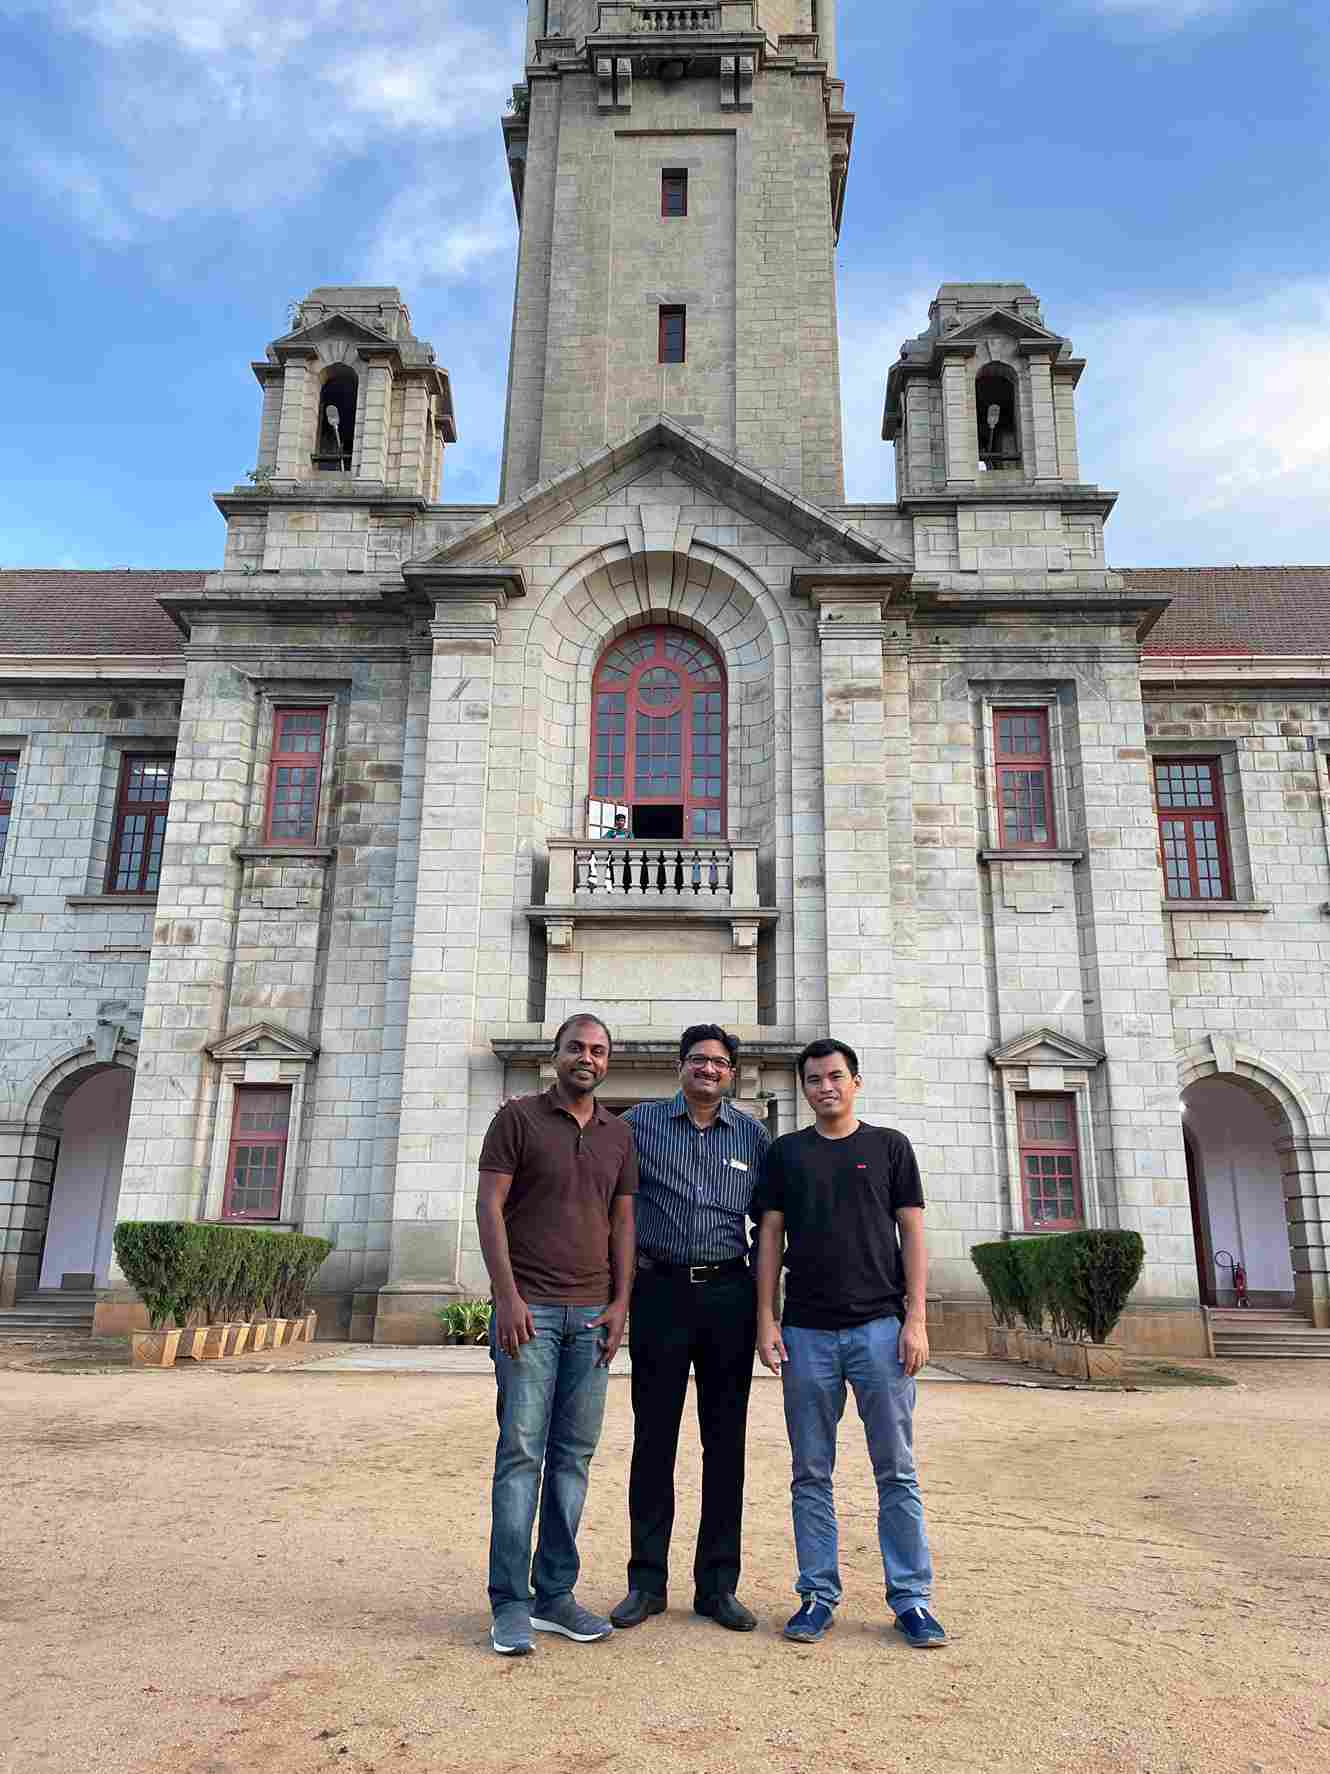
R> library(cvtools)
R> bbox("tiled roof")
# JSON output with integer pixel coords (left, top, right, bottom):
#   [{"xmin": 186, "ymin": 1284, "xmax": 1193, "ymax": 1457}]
[
  {"xmin": 0, "ymin": 570, "xmax": 197, "ymax": 655},
  {"xmin": 3, "ymin": 565, "xmax": 1329, "ymax": 663},
  {"xmin": 1130, "ymin": 567, "xmax": 1330, "ymax": 658}
]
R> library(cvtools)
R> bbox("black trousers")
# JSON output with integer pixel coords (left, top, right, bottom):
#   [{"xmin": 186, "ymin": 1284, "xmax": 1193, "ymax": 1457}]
[{"xmin": 626, "ymin": 1266, "xmax": 757, "ymax": 1603}]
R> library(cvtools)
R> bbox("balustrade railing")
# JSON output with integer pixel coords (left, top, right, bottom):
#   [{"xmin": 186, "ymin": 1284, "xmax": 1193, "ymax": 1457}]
[
  {"xmin": 576, "ymin": 842, "xmax": 732, "ymax": 896},
  {"xmin": 637, "ymin": 7, "xmax": 717, "ymax": 31}
]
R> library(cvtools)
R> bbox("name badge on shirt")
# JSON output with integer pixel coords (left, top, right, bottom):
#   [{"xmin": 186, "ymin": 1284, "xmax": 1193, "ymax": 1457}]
[{"xmin": 729, "ymin": 1159, "xmax": 749, "ymax": 1172}]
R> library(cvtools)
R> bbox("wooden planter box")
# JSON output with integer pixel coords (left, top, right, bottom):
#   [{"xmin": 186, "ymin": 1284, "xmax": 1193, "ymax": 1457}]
[
  {"xmin": 986, "ymin": 1325, "xmax": 1015, "ymax": 1360},
  {"xmin": 1027, "ymin": 1331, "xmax": 1056, "ymax": 1371},
  {"xmin": 1053, "ymin": 1338, "xmax": 1090, "ymax": 1380},
  {"xmin": 224, "ymin": 1322, "xmax": 251, "ymax": 1357},
  {"xmin": 200, "ymin": 1324, "xmax": 229, "ymax": 1359},
  {"xmin": 269, "ymin": 1318, "xmax": 291, "ymax": 1347},
  {"xmin": 249, "ymin": 1321, "xmax": 272, "ymax": 1352},
  {"xmin": 130, "ymin": 1328, "xmax": 182, "ymax": 1368},
  {"xmin": 1085, "ymin": 1344, "xmax": 1123, "ymax": 1383},
  {"xmin": 303, "ymin": 1310, "xmax": 318, "ymax": 1343}
]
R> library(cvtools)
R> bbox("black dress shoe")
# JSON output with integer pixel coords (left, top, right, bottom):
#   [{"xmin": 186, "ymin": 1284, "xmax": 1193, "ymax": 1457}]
[
  {"xmin": 694, "ymin": 1592, "xmax": 757, "ymax": 1632},
  {"xmin": 611, "ymin": 1588, "xmax": 667, "ymax": 1628}
]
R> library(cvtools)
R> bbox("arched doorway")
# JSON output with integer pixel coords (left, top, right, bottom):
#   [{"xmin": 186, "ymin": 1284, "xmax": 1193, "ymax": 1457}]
[
  {"xmin": 1181, "ymin": 1074, "xmax": 1295, "ymax": 1308},
  {"xmin": 38, "ymin": 1067, "xmax": 134, "ymax": 1291}
]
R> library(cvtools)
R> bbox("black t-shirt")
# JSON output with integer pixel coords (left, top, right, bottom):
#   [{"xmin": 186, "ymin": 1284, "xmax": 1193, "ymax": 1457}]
[{"xmin": 755, "ymin": 1122, "xmax": 925, "ymax": 1330}]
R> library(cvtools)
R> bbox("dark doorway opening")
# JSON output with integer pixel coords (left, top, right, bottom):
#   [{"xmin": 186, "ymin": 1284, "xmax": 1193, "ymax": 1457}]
[{"xmin": 633, "ymin": 804, "xmax": 684, "ymax": 839}]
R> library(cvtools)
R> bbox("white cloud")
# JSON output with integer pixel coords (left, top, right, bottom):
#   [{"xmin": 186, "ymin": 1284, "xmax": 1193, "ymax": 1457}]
[
  {"xmin": 361, "ymin": 179, "xmax": 516, "ymax": 287},
  {"xmin": 5, "ymin": 1, "xmax": 522, "ymax": 239},
  {"xmin": 1076, "ymin": 283, "xmax": 1330, "ymax": 563}
]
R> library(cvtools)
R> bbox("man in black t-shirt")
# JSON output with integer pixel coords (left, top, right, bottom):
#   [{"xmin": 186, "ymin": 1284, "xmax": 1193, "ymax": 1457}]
[{"xmin": 754, "ymin": 1038, "xmax": 946, "ymax": 1649}]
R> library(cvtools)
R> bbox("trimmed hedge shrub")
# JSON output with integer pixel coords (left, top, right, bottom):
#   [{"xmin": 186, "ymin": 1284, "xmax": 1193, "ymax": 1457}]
[
  {"xmin": 969, "ymin": 1242, "xmax": 1019, "ymax": 1328},
  {"xmin": 970, "ymin": 1229, "xmax": 1146, "ymax": 1345},
  {"xmin": 113, "ymin": 1223, "xmax": 333, "ymax": 1330}
]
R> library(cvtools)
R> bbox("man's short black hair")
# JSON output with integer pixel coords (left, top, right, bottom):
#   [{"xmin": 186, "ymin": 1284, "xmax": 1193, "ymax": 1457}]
[
  {"xmin": 552, "ymin": 1013, "xmax": 614, "ymax": 1057},
  {"xmin": 678, "ymin": 1023, "xmax": 740, "ymax": 1067},
  {"xmin": 797, "ymin": 1037, "xmax": 860, "ymax": 1082}
]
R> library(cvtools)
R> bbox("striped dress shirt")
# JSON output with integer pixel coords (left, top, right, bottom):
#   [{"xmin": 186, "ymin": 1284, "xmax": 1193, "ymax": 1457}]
[{"xmin": 623, "ymin": 1092, "xmax": 771, "ymax": 1265}]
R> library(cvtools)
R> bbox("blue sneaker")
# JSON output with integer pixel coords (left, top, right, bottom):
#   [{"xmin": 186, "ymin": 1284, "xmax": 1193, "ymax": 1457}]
[
  {"xmin": 783, "ymin": 1599, "xmax": 835, "ymax": 1644},
  {"xmin": 894, "ymin": 1605, "xmax": 946, "ymax": 1648}
]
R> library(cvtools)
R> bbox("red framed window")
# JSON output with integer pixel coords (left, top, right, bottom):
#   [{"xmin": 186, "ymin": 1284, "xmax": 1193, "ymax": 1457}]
[
  {"xmin": 1017, "ymin": 1094, "xmax": 1083, "ymax": 1230},
  {"xmin": 590, "ymin": 628, "xmax": 726, "ymax": 838},
  {"xmin": 0, "ymin": 753, "xmax": 17, "ymax": 865},
  {"xmin": 222, "ymin": 1087, "xmax": 291, "ymax": 1221},
  {"xmin": 108, "ymin": 754, "xmax": 173, "ymax": 894},
  {"xmin": 1155, "ymin": 758, "xmax": 1231, "ymax": 900},
  {"xmin": 661, "ymin": 169, "xmax": 688, "ymax": 217},
  {"xmin": 659, "ymin": 305, "xmax": 686, "ymax": 364},
  {"xmin": 266, "ymin": 708, "xmax": 326, "ymax": 844},
  {"xmin": 994, "ymin": 708, "xmax": 1055, "ymax": 848}
]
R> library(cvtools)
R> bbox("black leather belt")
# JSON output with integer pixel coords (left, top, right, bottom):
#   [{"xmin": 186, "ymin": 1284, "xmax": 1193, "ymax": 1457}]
[{"xmin": 638, "ymin": 1254, "xmax": 748, "ymax": 1284}]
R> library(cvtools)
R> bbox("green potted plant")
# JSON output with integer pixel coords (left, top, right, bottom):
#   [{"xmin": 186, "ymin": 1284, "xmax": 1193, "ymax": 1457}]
[
  {"xmin": 970, "ymin": 1241, "xmax": 1019, "ymax": 1359},
  {"xmin": 112, "ymin": 1223, "xmax": 197, "ymax": 1368},
  {"xmin": 1058, "ymin": 1230, "xmax": 1145, "ymax": 1382}
]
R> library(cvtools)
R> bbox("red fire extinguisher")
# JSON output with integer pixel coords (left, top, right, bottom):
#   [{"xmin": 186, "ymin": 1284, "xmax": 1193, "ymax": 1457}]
[{"xmin": 1215, "ymin": 1250, "xmax": 1251, "ymax": 1308}]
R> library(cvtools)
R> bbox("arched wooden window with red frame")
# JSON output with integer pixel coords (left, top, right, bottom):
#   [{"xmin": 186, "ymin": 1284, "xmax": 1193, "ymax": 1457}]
[{"xmin": 590, "ymin": 628, "xmax": 726, "ymax": 839}]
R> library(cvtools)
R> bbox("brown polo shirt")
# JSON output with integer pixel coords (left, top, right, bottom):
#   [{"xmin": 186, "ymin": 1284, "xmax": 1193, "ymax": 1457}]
[{"xmin": 479, "ymin": 1088, "xmax": 638, "ymax": 1306}]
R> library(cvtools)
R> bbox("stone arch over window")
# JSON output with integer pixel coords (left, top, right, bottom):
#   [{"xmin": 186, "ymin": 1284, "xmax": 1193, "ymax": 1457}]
[
  {"xmin": 316, "ymin": 365, "xmax": 358, "ymax": 470},
  {"xmin": 975, "ymin": 361, "xmax": 1022, "ymax": 472},
  {"xmin": 590, "ymin": 625, "xmax": 727, "ymax": 839}
]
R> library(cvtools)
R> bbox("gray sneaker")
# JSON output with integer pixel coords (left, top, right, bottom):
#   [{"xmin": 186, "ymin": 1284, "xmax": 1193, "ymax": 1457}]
[
  {"xmin": 530, "ymin": 1594, "xmax": 613, "ymax": 1642},
  {"xmin": 490, "ymin": 1601, "xmax": 534, "ymax": 1656}
]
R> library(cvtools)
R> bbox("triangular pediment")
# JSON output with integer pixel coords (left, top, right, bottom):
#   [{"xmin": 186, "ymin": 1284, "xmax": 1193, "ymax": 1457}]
[
  {"xmin": 988, "ymin": 1026, "xmax": 1105, "ymax": 1070},
  {"xmin": 944, "ymin": 308, "xmax": 1066, "ymax": 347},
  {"xmin": 205, "ymin": 1022, "xmax": 319, "ymax": 1063},
  {"xmin": 270, "ymin": 310, "xmax": 395, "ymax": 352},
  {"xmin": 409, "ymin": 417, "xmax": 913, "ymax": 572}
]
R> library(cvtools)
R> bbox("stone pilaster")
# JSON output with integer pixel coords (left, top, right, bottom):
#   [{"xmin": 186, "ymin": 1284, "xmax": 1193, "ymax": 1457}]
[
  {"xmin": 376, "ymin": 588, "xmax": 506, "ymax": 1340},
  {"xmin": 814, "ymin": 585, "xmax": 897, "ymax": 1119},
  {"xmin": 1023, "ymin": 345, "xmax": 1060, "ymax": 482},
  {"xmin": 1280, "ymin": 1135, "xmax": 1330, "ymax": 1328},
  {"xmin": 274, "ymin": 355, "xmax": 315, "ymax": 479},
  {"xmin": 940, "ymin": 350, "xmax": 978, "ymax": 486},
  {"xmin": 0, "ymin": 1124, "xmax": 58, "ymax": 1306},
  {"xmin": 357, "ymin": 355, "xmax": 394, "ymax": 484}
]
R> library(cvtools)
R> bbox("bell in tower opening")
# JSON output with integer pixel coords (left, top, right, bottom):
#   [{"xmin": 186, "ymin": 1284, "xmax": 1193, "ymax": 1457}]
[
  {"xmin": 975, "ymin": 365, "xmax": 1020, "ymax": 472},
  {"xmin": 316, "ymin": 366, "xmax": 357, "ymax": 471}
]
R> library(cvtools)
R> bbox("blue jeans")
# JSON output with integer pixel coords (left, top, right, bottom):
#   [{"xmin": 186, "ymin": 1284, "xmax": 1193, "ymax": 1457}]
[
  {"xmin": 488, "ymin": 1304, "xmax": 609, "ymax": 1616},
  {"xmin": 781, "ymin": 1315, "xmax": 933, "ymax": 1617}
]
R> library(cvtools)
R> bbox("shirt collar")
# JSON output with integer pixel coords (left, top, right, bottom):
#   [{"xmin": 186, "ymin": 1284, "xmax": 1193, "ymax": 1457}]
[
  {"xmin": 543, "ymin": 1084, "xmax": 609, "ymax": 1125},
  {"xmin": 670, "ymin": 1089, "xmax": 737, "ymax": 1127}
]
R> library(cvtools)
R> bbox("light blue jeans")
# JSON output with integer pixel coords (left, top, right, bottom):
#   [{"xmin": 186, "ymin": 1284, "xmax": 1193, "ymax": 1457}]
[
  {"xmin": 781, "ymin": 1315, "xmax": 933, "ymax": 1617},
  {"xmin": 488, "ymin": 1304, "xmax": 609, "ymax": 1616}
]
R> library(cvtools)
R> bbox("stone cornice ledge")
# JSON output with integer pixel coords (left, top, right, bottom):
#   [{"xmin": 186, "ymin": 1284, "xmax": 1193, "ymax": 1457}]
[
  {"xmin": 233, "ymin": 845, "xmax": 335, "ymax": 864},
  {"xmin": 979, "ymin": 849, "xmax": 1084, "ymax": 865},
  {"xmin": 1163, "ymin": 899, "xmax": 1272, "ymax": 914},
  {"xmin": 65, "ymin": 893, "xmax": 157, "ymax": 909},
  {"xmin": 525, "ymin": 904, "xmax": 779, "ymax": 926}
]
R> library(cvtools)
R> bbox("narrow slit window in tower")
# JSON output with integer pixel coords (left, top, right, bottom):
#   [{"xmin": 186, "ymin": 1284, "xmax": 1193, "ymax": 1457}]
[
  {"xmin": 659, "ymin": 306, "xmax": 686, "ymax": 364},
  {"xmin": 661, "ymin": 170, "xmax": 688, "ymax": 218}
]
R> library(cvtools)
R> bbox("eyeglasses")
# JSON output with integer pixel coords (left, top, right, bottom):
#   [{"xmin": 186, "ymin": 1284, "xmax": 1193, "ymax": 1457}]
[{"xmin": 684, "ymin": 1056, "xmax": 732, "ymax": 1073}]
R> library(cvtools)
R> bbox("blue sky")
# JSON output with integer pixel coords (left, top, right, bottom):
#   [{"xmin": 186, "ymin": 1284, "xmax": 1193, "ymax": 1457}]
[{"xmin": 0, "ymin": 0, "xmax": 1325, "ymax": 569}]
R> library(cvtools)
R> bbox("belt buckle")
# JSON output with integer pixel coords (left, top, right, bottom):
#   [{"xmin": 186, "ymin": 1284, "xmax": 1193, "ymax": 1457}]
[{"xmin": 689, "ymin": 1264, "xmax": 710, "ymax": 1284}]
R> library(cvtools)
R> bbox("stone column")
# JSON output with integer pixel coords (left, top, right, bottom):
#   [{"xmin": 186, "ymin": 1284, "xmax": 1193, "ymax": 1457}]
[
  {"xmin": 814, "ymin": 583, "xmax": 897, "ymax": 1119},
  {"xmin": 274, "ymin": 354, "xmax": 316, "ymax": 479},
  {"xmin": 1022, "ymin": 346, "xmax": 1060, "ymax": 482},
  {"xmin": 375, "ymin": 587, "xmax": 507, "ymax": 1343},
  {"xmin": 940, "ymin": 349, "xmax": 978, "ymax": 486},
  {"xmin": 0, "ymin": 1124, "xmax": 58, "ymax": 1307}
]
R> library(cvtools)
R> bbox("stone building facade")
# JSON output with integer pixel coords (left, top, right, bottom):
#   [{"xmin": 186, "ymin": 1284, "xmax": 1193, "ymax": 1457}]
[{"xmin": 1, "ymin": 0, "xmax": 1327, "ymax": 1348}]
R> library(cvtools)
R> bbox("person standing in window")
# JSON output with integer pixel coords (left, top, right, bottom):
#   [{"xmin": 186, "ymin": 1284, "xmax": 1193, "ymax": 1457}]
[
  {"xmin": 604, "ymin": 812, "xmax": 629, "ymax": 839},
  {"xmin": 477, "ymin": 1013, "xmax": 638, "ymax": 1657},
  {"xmin": 610, "ymin": 1025, "xmax": 770, "ymax": 1634},
  {"xmin": 754, "ymin": 1038, "xmax": 945, "ymax": 1649}
]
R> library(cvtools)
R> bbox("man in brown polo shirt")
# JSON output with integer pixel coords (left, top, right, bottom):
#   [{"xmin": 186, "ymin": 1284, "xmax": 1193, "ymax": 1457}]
[{"xmin": 477, "ymin": 1012, "xmax": 637, "ymax": 1657}]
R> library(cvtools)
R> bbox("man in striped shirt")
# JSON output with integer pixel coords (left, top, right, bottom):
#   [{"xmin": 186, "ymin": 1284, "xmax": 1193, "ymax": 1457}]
[{"xmin": 610, "ymin": 1024, "xmax": 770, "ymax": 1634}]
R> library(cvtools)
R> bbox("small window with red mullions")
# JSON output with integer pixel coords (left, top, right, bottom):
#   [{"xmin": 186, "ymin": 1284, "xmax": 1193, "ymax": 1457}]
[
  {"xmin": 222, "ymin": 1087, "xmax": 291, "ymax": 1221},
  {"xmin": 0, "ymin": 753, "xmax": 17, "ymax": 866},
  {"xmin": 266, "ymin": 708, "xmax": 326, "ymax": 844},
  {"xmin": 108, "ymin": 754, "xmax": 173, "ymax": 894},
  {"xmin": 661, "ymin": 169, "xmax": 688, "ymax": 217},
  {"xmin": 994, "ymin": 708, "xmax": 1055, "ymax": 848},
  {"xmin": 659, "ymin": 306, "xmax": 686, "ymax": 365},
  {"xmin": 1017, "ymin": 1094, "xmax": 1083, "ymax": 1230},
  {"xmin": 1154, "ymin": 758, "xmax": 1231, "ymax": 900}
]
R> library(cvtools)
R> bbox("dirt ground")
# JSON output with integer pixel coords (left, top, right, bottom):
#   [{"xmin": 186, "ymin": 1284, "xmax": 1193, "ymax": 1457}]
[{"xmin": 3, "ymin": 1360, "xmax": 1328, "ymax": 1774}]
